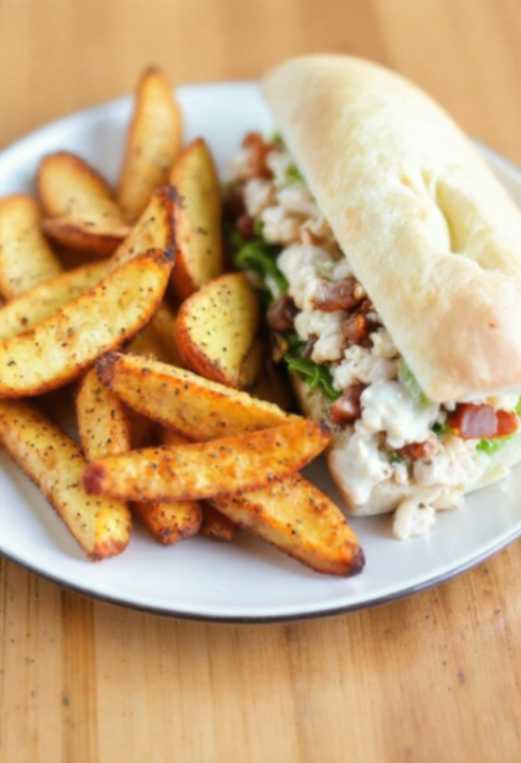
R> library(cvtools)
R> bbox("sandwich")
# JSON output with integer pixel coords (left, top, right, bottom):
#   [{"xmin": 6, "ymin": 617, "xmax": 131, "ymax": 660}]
[{"xmin": 226, "ymin": 54, "xmax": 521, "ymax": 539}]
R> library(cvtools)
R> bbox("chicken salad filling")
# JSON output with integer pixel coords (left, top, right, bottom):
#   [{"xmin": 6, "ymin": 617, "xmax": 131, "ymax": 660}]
[{"xmin": 227, "ymin": 132, "xmax": 521, "ymax": 539}]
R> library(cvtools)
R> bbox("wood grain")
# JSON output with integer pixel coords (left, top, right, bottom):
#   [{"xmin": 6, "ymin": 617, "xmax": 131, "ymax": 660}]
[{"xmin": 1, "ymin": 1, "xmax": 521, "ymax": 761}]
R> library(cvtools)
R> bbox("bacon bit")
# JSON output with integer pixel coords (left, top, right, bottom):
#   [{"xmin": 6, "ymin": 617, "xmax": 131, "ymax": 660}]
[
  {"xmin": 398, "ymin": 441, "xmax": 435, "ymax": 461},
  {"xmin": 312, "ymin": 277, "xmax": 364, "ymax": 312},
  {"xmin": 267, "ymin": 295, "xmax": 298, "ymax": 333},
  {"xmin": 236, "ymin": 213, "xmax": 255, "ymax": 240},
  {"xmin": 358, "ymin": 298, "xmax": 374, "ymax": 314},
  {"xmin": 449, "ymin": 403, "xmax": 500, "ymax": 439},
  {"xmin": 342, "ymin": 313, "xmax": 369, "ymax": 346},
  {"xmin": 329, "ymin": 384, "xmax": 365, "ymax": 425},
  {"xmin": 242, "ymin": 132, "xmax": 273, "ymax": 179},
  {"xmin": 497, "ymin": 409, "xmax": 518, "ymax": 436}
]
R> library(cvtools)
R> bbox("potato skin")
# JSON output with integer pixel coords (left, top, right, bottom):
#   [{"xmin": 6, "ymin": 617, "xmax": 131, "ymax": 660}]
[
  {"xmin": 83, "ymin": 419, "xmax": 330, "ymax": 502},
  {"xmin": 95, "ymin": 351, "xmax": 289, "ymax": 441},
  {"xmin": 0, "ymin": 400, "xmax": 131, "ymax": 560},
  {"xmin": 175, "ymin": 273, "xmax": 260, "ymax": 388},
  {"xmin": 0, "ymin": 194, "xmax": 62, "ymax": 299},
  {"xmin": 0, "ymin": 249, "xmax": 173, "ymax": 398}
]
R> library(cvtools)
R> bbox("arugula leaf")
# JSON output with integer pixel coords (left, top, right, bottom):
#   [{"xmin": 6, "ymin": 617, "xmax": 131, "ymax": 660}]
[
  {"xmin": 398, "ymin": 359, "xmax": 431, "ymax": 407},
  {"xmin": 432, "ymin": 421, "xmax": 451, "ymax": 436},
  {"xmin": 270, "ymin": 131, "xmax": 284, "ymax": 147},
  {"xmin": 476, "ymin": 436, "xmax": 515, "ymax": 455},
  {"xmin": 285, "ymin": 163, "xmax": 304, "ymax": 185},
  {"xmin": 234, "ymin": 239, "xmax": 287, "ymax": 298},
  {"xmin": 516, "ymin": 397, "xmax": 521, "ymax": 416},
  {"xmin": 284, "ymin": 350, "xmax": 341, "ymax": 402}
]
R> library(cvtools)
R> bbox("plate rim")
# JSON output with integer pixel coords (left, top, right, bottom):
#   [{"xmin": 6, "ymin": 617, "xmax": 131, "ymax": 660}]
[{"xmin": 0, "ymin": 83, "xmax": 520, "ymax": 623}]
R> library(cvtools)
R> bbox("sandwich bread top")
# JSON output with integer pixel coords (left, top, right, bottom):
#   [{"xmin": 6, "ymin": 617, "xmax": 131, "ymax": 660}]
[{"xmin": 263, "ymin": 55, "xmax": 521, "ymax": 402}]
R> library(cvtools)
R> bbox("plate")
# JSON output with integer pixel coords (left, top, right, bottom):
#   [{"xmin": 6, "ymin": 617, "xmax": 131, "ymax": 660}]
[{"xmin": 1, "ymin": 82, "xmax": 521, "ymax": 622}]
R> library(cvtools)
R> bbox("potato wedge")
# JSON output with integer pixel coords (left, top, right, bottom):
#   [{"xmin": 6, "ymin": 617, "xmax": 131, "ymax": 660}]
[
  {"xmin": 212, "ymin": 474, "xmax": 364, "ymax": 576},
  {"xmin": 38, "ymin": 152, "xmax": 129, "ymax": 255},
  {"xmin": 149, "ymin": 303, "xmax": 183, "ymax": 365},
  {"xmin": 118, "ymin": 67, "xmax": 182, "ymax": 223},
  {"xmin": 0, "ymin": 194, "xmax": 62, "ymax": 299},
  {"xmin": 96, "ymin": 352, "xmax": 289, "ymax": 440},
  {"xmin": 76, "ymin": 368, "xmax": 131, "ymax": 460},
  {"xmin": 0, "ymin": 400, "xmax": 131, "ymax": 559},
  {"xmin": 111, "ymin": 185, "xmax": 175, "ymax": 267},
  {"xmin": 0, "ymin": 249, "xmax": 172, "ymax": 398},
  {"xmin": 175, "ymin": 273, "xmax": 260, "ymax": 387},
  {"xmin": 83, "ymin": 419, "xmax": 330, "ymax": 502},
  {"xmin": 170, "ymin": 138, "xmax": 223, "ymax": 298},
  {"xmin": 0, "ymin": 261, "xmax": 108, "ymax": 341},
  {"xmin": 132, "ymin": 430, "xmax": 202, "ymax": 544},
  {"xmin": 200, "ymin": 505, "xmax": 237, "ymax": 542}
]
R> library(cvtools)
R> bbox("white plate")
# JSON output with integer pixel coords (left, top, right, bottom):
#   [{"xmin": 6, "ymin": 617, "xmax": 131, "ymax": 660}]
[{"xmin": 1, "ymin": 82, "xmax": 521, "ymax": 622}]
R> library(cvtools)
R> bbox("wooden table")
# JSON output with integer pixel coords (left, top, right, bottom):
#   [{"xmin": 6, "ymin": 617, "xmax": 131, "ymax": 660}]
[{"xmin": 1, "ymin": 1, "xmax": 521, "ymax": 760}]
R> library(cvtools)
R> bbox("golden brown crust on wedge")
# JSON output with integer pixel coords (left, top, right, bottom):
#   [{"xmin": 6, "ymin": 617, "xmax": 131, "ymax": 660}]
[
  {"xmin": 200, "ymin": 505, "xmax": 237, "ymax": 541},
  {"xmin": 0, "ymin": 400, "xmax": 131, "ymax": 560},
  {"xmin": 264, "ymin": 55, "xmax": 521, "ymax": 401},
  {"xmin": 0, "ymin": 261, "xmax": 108, "ymax": 341},
  {"xmin": 83, "ymin": 419, "xmax": 330, "ymax": 502},
  {"xmin": 170, "ymin": 138, "xmax": 223, "ymax": 298},
  {"xmin": 76, "ymin": 368, "xmax": 132, "ymax": 461},
  {"xmin": 0, "ymin": 194, "xmax": 62, "ymax": 299},
  {"xmin": 0, "ymin": 249, "xmax": 173, "ymax": 398},
  {"xmin": 118, "ymin": 66, "xmax": 183, "ymax": 223},
  {"xmin": 212, "ymin": 473, "xmax": 363, "ymax": 576},
  {"xmin": 111, "ymin": 185, "xmax": 176, "ymax": 267},
  {"xmin": 96, "ymin": 352, "xmax": 289, "ymax": 440},
  {"xmin": 38, "ymin": 151, "xmax": 129, "ymax": 255},
  {"xmin": 175, "ymin": 273, "xmax": 260, "ymax": 387}
]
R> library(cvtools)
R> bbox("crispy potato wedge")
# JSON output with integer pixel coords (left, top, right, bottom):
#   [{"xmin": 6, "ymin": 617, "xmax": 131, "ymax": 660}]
[
  {"xmin": 0, "ymin": 194, "xmax": 62, "ymax": 299},
  {"xmin": 83, "ymin": 419, "xmax": 330, "ymax": 502},
  {"xmin": 0, "ymin": 400, "xmax": 131, "ymax": 559},
  {"xmin": 126, "ymin": 323, "xmax": 170, "ymax": 362},
  {"xmin": 111, "ymin": 185, "xmax": 175, "ymax": 267},
  {"xmin": 149, "ymin": 303, "xmax": 183, "ymax": 365},
  {"xmin": 76, "ymin": 368, "xmax": 131, "ymax": 460},
  {"xmin": 96, "ymin": 352, "xmax": 289, "ymax": 440},
  {"xmin": 200, "ymin": 505, "xmax": 237, "ymax": 542},
  {"xmin": 132, "ymin": 429, "xmax": 202, "ymax": 544},
  {"xmin": 175, "ymin": 273, "xmax": 260, "ymax": 387},
  {"xmin": 38, "ymin": 152, "xmax": 129, "ymax": 255},
  {"xmin": 118, "ymin": 67, "xmax": 182, "ymax": 223},
  {"xmin": 170, "ymin": 138, "xmax": 223, "ymax": 298},
  {"xmin": 0, "ymin": 261, "xmax": 108, "ymax": 341},
  {"xmin": 212, "ymin": 474, "xmax": 364, "ymax": 576},
  {"xmin": 0, "ymin": 249, "xmax": 172, "ymax": 398}
]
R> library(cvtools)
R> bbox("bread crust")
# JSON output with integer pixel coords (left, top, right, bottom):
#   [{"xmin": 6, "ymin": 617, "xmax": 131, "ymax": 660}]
[{"xmin": 263, "ymin": 55, "xmax": 521, "ymax": 402}]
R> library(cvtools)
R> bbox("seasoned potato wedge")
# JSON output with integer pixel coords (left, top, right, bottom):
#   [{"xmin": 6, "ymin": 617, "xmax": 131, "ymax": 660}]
[
  {"xmin": 200, "ymin": 505, "xmax": 237, "ymax": 542},
  {"xmin": 0, "ymin": 194, "xmax": 62, "ymax": 299},
  {"xmin": 96, "ymin": 352, "xmax": 289, "ymax": 439},
  {"xmin": 0, "ymin": 249, "xmax": 172, "ymax": 398},
  {"xmin": 0, "ymin": 400, "xmax": 131, "ymax": 559},
  {"xmin": 111, "ymin": 185, "xmax": 175, "ymax": 267},
  {"xmin": 76, "ymin": 368, "xmax": 131, "ymax": 460},
  {"xmin": 213, "ymin": 474, "xmax": 364, "ymax": 576},
  {"xmin": 170, "ymin": 138, "xmax": 223, "ymax": 298},
  {"xmin": 176, "ymin": 273, "xmax": 260, "ymax": 387},
  {"xmin": 38, "ymin": 152, "xmax": 129, "ymax": 255},
  {"xmin": 149, "ymin": 303, "xmax": 183, "ymax": 365},
  {"xmin": 132, "ymin": 430, "xmax": 202, "ymax": 544},
  {"xmin": 126, "ymin": 322, "xmax": 170, "ymax": 363},
  {"xmin": 118, "ymin": 67, "xmax": 182, "ymax": 223},
  {"xmin": 0, "ymin": 261, "xmax": 108, "ymax": 341},
  {"xmin": 83, "ymin": 419, "xmax": 330, "ymax": 502}
]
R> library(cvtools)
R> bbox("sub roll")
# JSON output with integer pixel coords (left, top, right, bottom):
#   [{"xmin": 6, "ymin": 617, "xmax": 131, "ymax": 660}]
[{"xmin": 227, "ymin": 55, "xmax": 521, "ymax": 538}]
